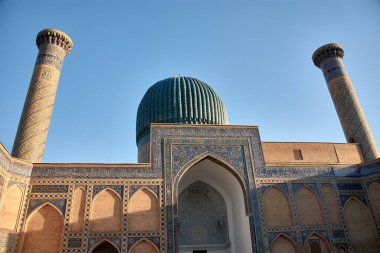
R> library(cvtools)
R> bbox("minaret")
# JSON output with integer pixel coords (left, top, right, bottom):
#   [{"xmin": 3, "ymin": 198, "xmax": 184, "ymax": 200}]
[
  {"xmin": 312, "ymin": 43, "xmax": 379, "ymax": 161},
  {"xmin": 12, "ymin": 29, "xmax": 73, "ymax": 163}
]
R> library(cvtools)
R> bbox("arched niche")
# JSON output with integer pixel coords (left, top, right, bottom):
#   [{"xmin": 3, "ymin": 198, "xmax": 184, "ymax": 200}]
[
  {"xmin": 178, "ymin": 180, "xmax": 229, "ymax": 248},
  {"xmin": 368, "ymin": 182, "xmax": 380, "ymax": 217},
  {"xmin": 69, "ymin": 187, "xmax": 86, "ymax": 232},
  {"xmin": 0, "ymin": 184, "xmax": 23, "ymax": 230},
  {"xmin": 90, "ymin": 240, "xmax": 119, "ymax": 253},
  {"xmin": 91, "ymin": 188, "xmax": 122, "ymax": 232},
  {"xmin": 263, "ymin": 186, "xmax": 292, "ymax": 227},
  {"xmin": 344, "ymin": 198, "xmax": 380, "ymax": 252},
  {"xmin": 129, "ymin": 239, "xmax": 159, "ymax": 253},
  {"xmin": 128, "ymin": 188, "xmax": 159, "ymax": 232},
  {"xmin": 270, "ymin": 234, "xmax": 298, "ymax": 253},
  {"xmin": 175, "ymin": 156, "xmax": 253, "ymax": 253},
  {"xmin": 303, "ymin": 233, "xmax": 332, "ymax": 253},
  {"xmin": 22, "ymin": 203, "xmax": 64, "ymax": 253},
  {"xmin": 295, "ymin": 187, "xmax": 323, "ymax": 225}
]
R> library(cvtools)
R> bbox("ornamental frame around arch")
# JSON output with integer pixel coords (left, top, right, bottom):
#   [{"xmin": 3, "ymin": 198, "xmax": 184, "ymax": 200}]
[
  {"xmin": 270, "ymin": 233, "xmax": 299, "ymax": 253},
  {"xmin": 25, "ymin": 202, "xmax": 63, "ymax": 224},
  {"xmin": 89, "ymin": 239, "xmax": 120, "ymax": 253},
  {"xmin": 128, "ymin": 238, "xmax": 160, "ymax": 253},
  {"xmin": 342, "ymin": 196, "xmax": 367, "ymax": 210},
  {"xmin": 173, "ymin": 152, "xmax": 250, "ymax": 215},
  {"xmin": 92, "ymin": 187, "xmax": 122, "ymax": 200},
  {"xmin": 263, "ymin": 186, "xmax": 294, "ymax": 226},
  {"xmin": 129, "ymin": 187, "xmax": 159, "ymax": 201}
]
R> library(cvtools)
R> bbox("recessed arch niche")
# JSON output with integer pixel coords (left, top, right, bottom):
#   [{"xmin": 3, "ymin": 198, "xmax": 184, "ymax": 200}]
[
  {"xmin": 0, "ymin": 184, "xmax": 23, "ymax": 230},
  {"xmin": 175, "ymin": 156, "xmax": 253, "ymax": 253},
  {"xmin": 90, "ymin": 240, "xmax": 119, "ymax": 253},
  {"xmin": 22, "ymin": 203, "xmax": 64, "ymax": 253}
]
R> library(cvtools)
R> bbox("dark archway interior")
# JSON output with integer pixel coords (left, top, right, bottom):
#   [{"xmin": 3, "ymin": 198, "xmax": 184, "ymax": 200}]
[
  {"xmin": 310, "ymin": 240, "xmax": 322, "ymax": 253},
  {"xmin": 92, "ymin": 241, "xmax": 119, "ymax": 253}
]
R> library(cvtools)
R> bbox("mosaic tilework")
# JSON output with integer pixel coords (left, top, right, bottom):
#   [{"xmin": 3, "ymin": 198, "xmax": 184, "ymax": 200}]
[
  {"xmin": 127, "ymin": 237, "xmax": 160, "ymax": 250},
  {"xmin": 323, "ymin": 63, "xmax": 378, "ymax": 161},
  {"xmin": 129, "ymin": 185, "xmax": 159, "ymax": 198},
  {"xmin": 92, "ymin": 185, "xmax": 123, "ymax": 198},
  {"xmin": 150, "ymin": 125, "xmax": 263, "ymax": 253},
  {"xmin": 27, "ymin": 199, "xmax": 67, "ymax": 216},
  {"xmin": 320, "ymin": 57, "xmax": 348, "ymax": 83},
  {"xmin": 35, "ymin": 46, "xmax": 65, "ymax": 70},
  {"xmin": 301, "ymin": 230, "xmax": 330, "ymax": 244},
  {"xmin": 8, "ymin": 161, "xmax": 33, "ymax": 177},
  {"xmin": 88, "ymin": 237, "xmax": 121, "ymax": 251},
  {"xmin": 31, "ymin": 184, "xmax": 69, "ymax": 193},
  {"xmin": 339, "ymin": 195, "xmax": 367, "ymax": 207},
  {"xmin": 333, "ymin": 229, "xmax": 346, "ymax": 239},
  {"xmin": 31, "ymin": 165, "xmax": 159, "ymax": 179},
  {"xmin": 67, "ymin": 238, "xmax": 82, "ymax": 248},
  {"xmin": 268, "ymin": 231, "xmax": 297, "ymax": 245}
]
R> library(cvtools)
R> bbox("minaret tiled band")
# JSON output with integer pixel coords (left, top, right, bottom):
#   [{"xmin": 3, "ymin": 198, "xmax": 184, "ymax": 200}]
[
  {"xmin": 11, "ymin": 29, "xmax": 72, "ymax": 163},
  {"xmin": 313, "ymin": 43, "xmax": 379, "ymax": 161}
]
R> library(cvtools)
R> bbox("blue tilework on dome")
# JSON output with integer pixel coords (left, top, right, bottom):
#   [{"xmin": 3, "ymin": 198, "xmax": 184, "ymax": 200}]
[{"xmin": 136, "ymin": 77, "xmax": 228, "ymax": 145}]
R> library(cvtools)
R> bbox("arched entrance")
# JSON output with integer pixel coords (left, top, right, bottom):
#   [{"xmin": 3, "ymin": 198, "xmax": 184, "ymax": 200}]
[
  {"xmin": 176, "ymin": 157, "xmax": 253, "ymax": 253},
  {"xmin": 91, "ymin": 241, "xmax": 119, "ymax": 253}
]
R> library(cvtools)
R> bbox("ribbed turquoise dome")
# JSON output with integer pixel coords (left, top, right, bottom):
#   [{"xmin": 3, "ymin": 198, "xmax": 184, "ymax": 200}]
[{"xmin": 136, "ymin": 77, "xmax": 228, "ymax": 144}]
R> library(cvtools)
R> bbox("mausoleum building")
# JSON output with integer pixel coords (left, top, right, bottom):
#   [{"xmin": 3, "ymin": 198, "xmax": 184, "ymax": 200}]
[{"xmin": 0, "ymin": 29, "xmax": 380, "ymax": 253}]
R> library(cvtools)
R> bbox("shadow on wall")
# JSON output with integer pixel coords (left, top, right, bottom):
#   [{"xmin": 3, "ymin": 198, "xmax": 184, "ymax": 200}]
[{"xmin": 260, "ymin": 161, "xmax": 380, "ymax": 253}]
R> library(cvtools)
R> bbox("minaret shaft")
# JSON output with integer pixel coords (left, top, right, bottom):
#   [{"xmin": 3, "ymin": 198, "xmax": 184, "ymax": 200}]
[
  {"xmin": 12, "ymin": 29, "xmax": 72, "ymax": 163},
  {"xmin": 313, "ymin": 43, "xmax": 379, "ymax": 161}
]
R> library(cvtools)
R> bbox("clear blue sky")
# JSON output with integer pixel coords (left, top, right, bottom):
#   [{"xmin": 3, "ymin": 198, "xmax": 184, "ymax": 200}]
[{"xmin": 1, "ymin": 0, "xmax": 379, "ymax": 163}]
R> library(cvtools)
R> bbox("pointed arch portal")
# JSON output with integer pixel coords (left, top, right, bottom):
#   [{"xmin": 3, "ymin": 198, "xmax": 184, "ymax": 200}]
[{"xmin": 176, "ymin": 157, "xmax": 253, "ymax": 253}]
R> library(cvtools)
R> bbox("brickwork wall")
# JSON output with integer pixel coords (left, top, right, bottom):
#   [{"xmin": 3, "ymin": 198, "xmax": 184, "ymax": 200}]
[
  {"xmin": 22, "ymin": 204, "xmax": 64, "ymax": 253},
  {"xmin": 128, "ymin": 189, "xmax": 159, "ymax": 232},
  {"xmin": 295, "ymin": 187, "xmax": 324, "ymax": 226},
  {"xmin": 129, "ymin": 240, "xmax": 159, "ymax": 253},
  {"xmin": 262, "ymin": 142, "xmax": 363, "ymax": 165},
  {"xmin": 68, "ymin": 187, "xmax": 86, "ymax": 232},
  {"xmin": 91, "ymin": 189, "xmax": 122, "ymax": 233},
  {"xmin": 321, "ymin": 186, "xmax": 341, "ymax": 225},
  {"xmin": 344, "ymin": 199, "xmax": 380, "ymax": 252},
  {"xmin": 0, "ymin": 185, "xmax": 23, "ymax": 230},
  {"xmin": 263, "ymin": 187, "xmax": 292, "ymax": 227}
]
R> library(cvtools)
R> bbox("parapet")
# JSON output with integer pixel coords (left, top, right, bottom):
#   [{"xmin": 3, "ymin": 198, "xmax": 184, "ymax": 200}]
[{"xmin": 262, "ymin": 142, "xmax": 364, "ymax": 166}]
